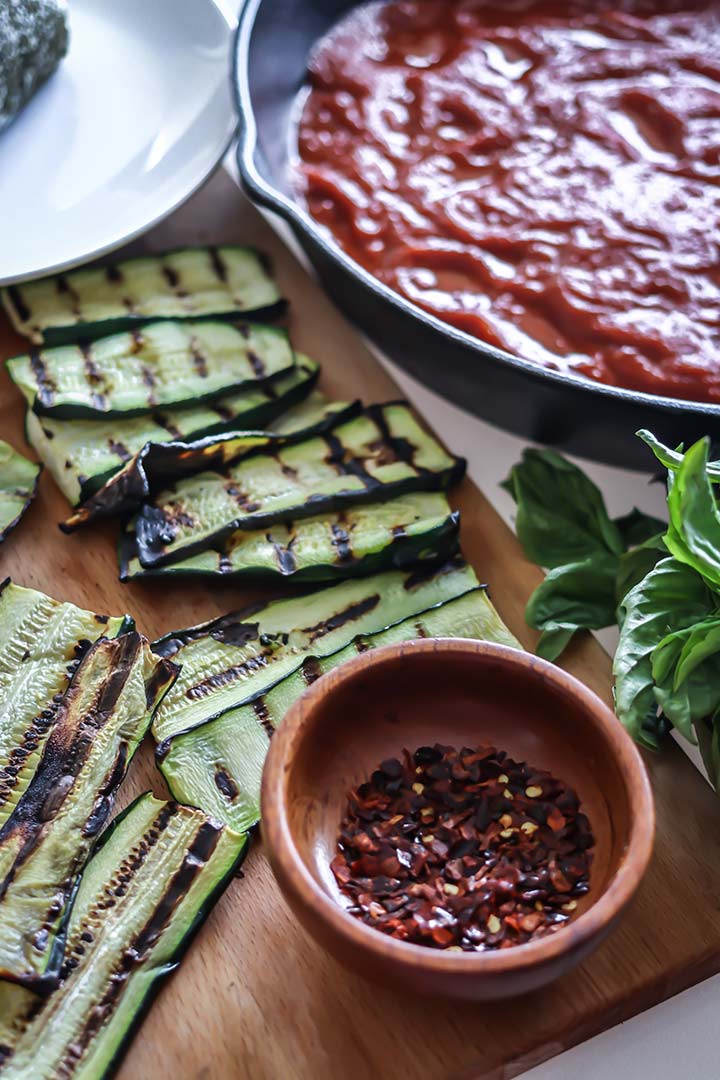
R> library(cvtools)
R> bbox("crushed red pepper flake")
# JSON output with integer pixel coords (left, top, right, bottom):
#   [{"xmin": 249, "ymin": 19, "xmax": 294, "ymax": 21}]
[{"xmin": 331, "ymin": 743, "xmax": 594, "ymax": 952}]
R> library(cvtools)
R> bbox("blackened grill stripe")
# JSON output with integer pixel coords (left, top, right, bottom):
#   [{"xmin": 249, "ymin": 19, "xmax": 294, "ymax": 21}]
[
  {"xmin": 368, "ymin": 404, "xmax": 428, "ymax": 474},
  {"xmin": 209, "ymin": 247, "xmax": 228, "ymax": 282},
  {"xmin": 105, "ymin": 265, "xmax": 123, "ymax": 284},
  {"xmin": 323, "ymin": 433, "xmax": 378, "ymax": 489},
  {"xmin": 214, "ymin": 769, "xmax": 239, "ymax": 800},
  {"xmin": 253, "ymin": 698, "xmax": 274, "ymax": 737},
  {"xmin": 108, "ymin": 439, "xmax": 132, "ymax": 463},
  {"xmin": 247, "ymin": 350, "xmax": 265, "ymax": 378},
  {"xmin": 29, "ymin": 352, "xmax": 56, "ymax": 408},
  {"xmin": 304, "ymin": 594, "xmax": 380, "ymax": 642},
  {"xmin": 190, "ymin": 337, "xmax": 209, "ymax": 378},
  {"xmin": 162, "ymin": 265, "xmax": 180, "ymax": 289},
  {"xmin": 81, "ymin": 345, "xmax": 108, "ymax": 411},
  {"xmin": 151, "ymin": 413, "xmax": 184, "ymax": 440},
  {"xmin": 330, "ymin": 521, "xmax": 353, "ymax": 563},
  {"xmin": 7, "ymin": 285, "xmax": 30, "ymax": 323},
  {"xmin": 56, "ymin": 275, "xmax": 82, "ymax": 317}
]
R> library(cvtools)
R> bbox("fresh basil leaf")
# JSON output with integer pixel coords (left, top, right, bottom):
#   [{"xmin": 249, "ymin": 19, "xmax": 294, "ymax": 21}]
[
  {"xmin": 614, "ymin": 556, "xmax": 715, "ymax": 748},
  {"xmin": 694, "ymin": 715, "xmax": 720, "ymax": 793},
  {"xmin": 653, "ymin": 657, "xmax": 720, "ymax": 744},
  {"xmin": 613, "ymin": 507, "xmax": 666, "ymax": 547},
  {"xmin": 615, "ymin": 533, "xmax": 667, "ymax": 608},
  {"xmin": 663, "ymin": 437, "xmax": 720, "ymax": 589},
  {"xmin": 638, "ymin": 429, "xmax": 720, "ymax": 484},
  {"xmin": 503, "ymin": 448, "xmax": 624, "ymax": 568},
  {"xmin": 524, "ymin": 553, "xmax": 618, "ymax": 660},
  {"xmin": 649, "ymin": 618, "xmax": 720, "ymax": 743}
]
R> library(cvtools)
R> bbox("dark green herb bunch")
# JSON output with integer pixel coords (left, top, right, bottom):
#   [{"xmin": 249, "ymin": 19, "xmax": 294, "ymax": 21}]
[{"xmin": 504, "ymin": 432, "xmax": 720, "ymax": 788}]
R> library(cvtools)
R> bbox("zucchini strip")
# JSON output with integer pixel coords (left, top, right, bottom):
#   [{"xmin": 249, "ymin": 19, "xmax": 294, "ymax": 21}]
[
  {"xmin": 159, "ymin": 587, "xmax": 521, "ymax": 832},
  {"xmin": 152, "ymin": 557, "xmax": 478, "ymax": 745},
  {"xmin": 7, "ymin": 321, "xmax": 294, "ymax": 419},
  {"xmin": 0, "ymin": 635, "xmax": 177, "ymax": 991},
  {"xmin": 120, "ymin": 493, "xmax": 459, "ymax": 584},
  {"xmin": 0, "ymin": 580, "xmax": 131, "ymax": 835},
  {"xmin": 25, "ymin": 356, "xmax": 320, "ymax": 507},
  {"xmin": 62, "ymin": 394, "xmax": 361, "ymax": 531},
  {"xmin": 132, "ymin": 402, "xmax": 466, "ymax": 569},
  {"xmin": 1, "ymin": 245, "xmax": 283, "ymax": 346},
  {"xmin": 0, "ymin": 793, "xmax": 247, "ymax": 1079},
  {"xmin": 0, "ymin": 441, "xmax": 41, "ymax": 543}
]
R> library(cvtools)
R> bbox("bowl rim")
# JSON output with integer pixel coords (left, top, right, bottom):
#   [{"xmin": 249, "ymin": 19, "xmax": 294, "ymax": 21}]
[
  {"xmin": 261, "ymin": 638, "xmax": 655, "ymax": 978},
  {"xmin": 233, "ymin": 0, "xmax": 720, "ymax": 422}
]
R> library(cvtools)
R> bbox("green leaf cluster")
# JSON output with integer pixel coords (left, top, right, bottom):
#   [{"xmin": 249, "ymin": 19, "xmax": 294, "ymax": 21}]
[{"xmin": 505, "ymin": 434, "xmax": 720, "ymax": 788}]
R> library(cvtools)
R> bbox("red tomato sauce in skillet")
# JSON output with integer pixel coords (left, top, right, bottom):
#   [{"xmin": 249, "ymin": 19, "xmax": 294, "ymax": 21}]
[{"xmin": 296, "ymin": 1, "xmax": 720, "ymax": 403}]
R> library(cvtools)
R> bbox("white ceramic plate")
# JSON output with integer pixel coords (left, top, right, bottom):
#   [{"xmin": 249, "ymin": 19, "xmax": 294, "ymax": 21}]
[{"xmin": 0, "ymin": 0, "xmax": 236, "ymax": 285}]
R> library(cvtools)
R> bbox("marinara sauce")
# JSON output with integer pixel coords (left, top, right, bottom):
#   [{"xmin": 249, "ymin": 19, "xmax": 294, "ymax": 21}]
[{"xmin": 296, "ymin": 1, "xmax": 720, "ymax": 403}]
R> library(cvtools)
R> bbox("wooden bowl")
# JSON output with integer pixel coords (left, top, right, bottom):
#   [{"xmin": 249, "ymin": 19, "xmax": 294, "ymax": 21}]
[{"xmin": 261, "ymin": 639, "xmax": 655, "ymax": 1000}]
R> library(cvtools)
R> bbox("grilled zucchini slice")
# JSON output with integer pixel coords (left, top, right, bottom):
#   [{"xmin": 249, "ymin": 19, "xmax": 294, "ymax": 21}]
[
  {"xmin": 0, "ymin": 580, "xmax": 131, "ymax": 834},
  {"xmin": 121, "ymin": 493, "xmax": 459, "ymax": 584},
  {"xmin": 7, "ymin": 320, "xmax": 294, "ymax": 419},
  {"xmin": 2, "ymin": 246, "xmax": 283, "ymax": 346},
  {"xmin": 0, "ymin": 441, "xmax": 40, "ymax": 542},
  {"xmin": 25, "ymin": 356, "xmax": 320, "ymax": 506},
  {"xmin": 131, "ymin": 403, "xmax": 465, "ymax": 569},
  {"xmin": 159, "ymin": 587, "xmax": 520, "ymax": 832},
  {"xmin": 152, "ymin": 557, "xmax": 478, "ymax": 745},
  {"xmin": 0, "ymin": 793, "xmax": 246, "ymax": 1079},
  {"xmin": 0, "ymin": 634, "xmax": 176, "ymax": 991},
  {"xmin": 62, "ymin": 394, "xmax": 361, "ymax": 530}
]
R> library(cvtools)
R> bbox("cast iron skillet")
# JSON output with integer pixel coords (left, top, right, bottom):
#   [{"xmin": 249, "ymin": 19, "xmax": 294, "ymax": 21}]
[{"xmin": 234, "ymin": 0, "xmax": 720, "ymax": 469}]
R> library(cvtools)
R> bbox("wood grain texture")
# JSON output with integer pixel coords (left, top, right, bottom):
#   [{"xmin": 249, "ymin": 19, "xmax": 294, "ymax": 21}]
[{"xmin": 1, "ymin": 172, "xmax": 719, "ymax": 1080}]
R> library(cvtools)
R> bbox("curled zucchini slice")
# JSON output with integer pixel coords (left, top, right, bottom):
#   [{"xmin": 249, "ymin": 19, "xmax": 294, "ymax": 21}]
[
  {"xmin": 62, "ymin": 394, "xmax": 361, "ymax": 530},
  {"xmin": 132, "ymin": 402, "xmax": 465, "ymax": 569},
  {"xmin": 25, "ymin": 356, "xmax": 320, "ymax": 507},
  {"xmin": 7, "ymin": 320, "xmax": 294, "ymax": 419},
  {"xmin": 0, "ymin": 793, "xmax": 247, "ymax": 1079},
  {"xmin": 151, "ymin": 557, "xmax": 478, "ymax": 745},
  {"xmin": 1, "ymin": 245, "xmax": 283, "ymax": 346},
  {"xmin": 120, "ymin": 493, "xmax": 459, "ymax": 584},
  {"xmin": 159, "ymin": 587, "xmax": 521, "ymax": 832},
  {"xmin": 0, "ymin": 634, "xmax": 177, "ymax": 991},
  {"xmin": 0, "ymin": 441, "xmax": 40, "ymax": 542}
]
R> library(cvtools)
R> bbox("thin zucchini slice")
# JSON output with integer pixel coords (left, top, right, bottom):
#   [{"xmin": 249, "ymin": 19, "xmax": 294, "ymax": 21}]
[
  {"xmin": 133, "ymin": 403, "xmax": 465, "ymax": 569},
  {"xmin": 121, "ymin": 493, "xmax": 459, "ymax": 584},
  {"xmin": 7, "ymin": 320, "xmax": 294, "ymax": 419},
  {"xmin": 0, "ymin": 634, "xmax": 176, "ymax": 991},
  {"xmin": 62, "ymin": 394, "xmax": 361, "ymax": 530},
  {"xmin": 152, "ymin": 557, "xmax": 478, "ymax": 745},
  {"xmin": 25, "ymin": 356, "xmax": 320, "ymax": 507},
  {"xmin": 0, "ymin": 580, "xmax": 132, "ymax": 836},
  {"xmin": 2, "ymin": 246, "xmax": 283, "ymax": 346},
  {"xmin": 0, "ymin": 793, "xmax": 246, "ymax": 1079},
  {"xmin": 159, "ymin": 587, "xmax": 521, "ymax": 832},
  {"xmin": 0, "ymin": 441, "xmax": 40, "ymax": 542}
]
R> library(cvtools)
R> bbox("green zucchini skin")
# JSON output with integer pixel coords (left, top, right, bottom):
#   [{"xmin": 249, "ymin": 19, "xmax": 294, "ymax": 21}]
[
  {"xmin": 158, "ymin": 587, "xmax": 521, "ymax": 832},
  {"xmin": 0, "ymin": 634, "xmax": 177, "ymax": 992},
  {"xmin": 132, "ymin": 402, "xmax": 466, "ymax": 569},
  {"xmin": 151, "ymin": 557, "xmax": 478, "ymax": 745},
  {"xmin": 25, "ymin": 356, "xmax": 321, "ymax": 507},
  {"xmin": 1, "ymin": 245, "xmax": 284, "ymax": 346},
  {"xmin": 0, "ymin": 793, "xmax": 247, "ymax": 1080},
  {"xmin": 120, "ymin": 494, "xmax": 460, "ymax": 584},
  {"xmin": 0, "ymin": 579, "xmax": 132, "ymax": 836},
  {"xmin": 0, "ymin": 440, "xmax": 41, "ymax": 543},
  {"xmin": 61, "ymin": 395, "xmax": 361, "ymax": 531},
  {"xmin": 7, "ymin": 320, "xmax": 294, "ymax": 419}
]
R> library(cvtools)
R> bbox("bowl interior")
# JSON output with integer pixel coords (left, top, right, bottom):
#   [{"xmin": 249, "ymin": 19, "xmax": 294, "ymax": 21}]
[{"xmin": 282, "ymin": 642, "xmax": 633, "ymax": 923}]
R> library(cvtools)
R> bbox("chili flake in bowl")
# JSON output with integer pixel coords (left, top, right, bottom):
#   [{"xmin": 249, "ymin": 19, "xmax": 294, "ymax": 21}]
[
  {"xmin": 331, "ymin": 744, "xmax": 594, "ymax": 952},
  {"xmin": 261, "ymin": 639, "xmax": 654, "ymax": 1000}
]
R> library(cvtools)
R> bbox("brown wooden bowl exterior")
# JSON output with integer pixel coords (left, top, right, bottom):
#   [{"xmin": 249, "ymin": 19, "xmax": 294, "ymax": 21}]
[{"xmin": 261, "ymin": 639, "xmax": 655, "ymax": 1001}]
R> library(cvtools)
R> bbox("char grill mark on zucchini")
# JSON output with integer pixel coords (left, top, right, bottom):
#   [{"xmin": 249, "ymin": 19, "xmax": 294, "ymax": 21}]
[
  {"xmin": 1, "ymin": 246, "xmax": 284, "ymax": 346},
  {"xmin": 159, "ymin": 587, "xmax": 520, "ymax": 832},
  {"xmin": 120, "ymin": 493, "xmax": 460, "ymax": 583},
  {"xmin": 61, "ymin": 395, "xmax": 361, "ymax": 530},
  {"xmin": 0, "ymin": 793, "xmax": 246, "ymax": 1079},
  {"xmin": 151, "ymin": 557, "xmax": 478, "ymax": 745},
  {"xmin": 132, "ymin": 403, "xmax": 466, "ymax": 569},
  {"xmin": 0, "ymin": 441, "xmax": 41, "ymax": 543},
  {"xmin": 0, "ymin": 635, "xmax": 177, "ymax": 992},
  {"xmin": 7, "ymin": 321, "xmax": 294, "ymax": 419},
  {"xmin": 0, "ymin": 582, "xmax": 131, "ymax": 832},
  {"xmin": 25, "ymin": 357, "xmax": 321, "ymax": 507}
]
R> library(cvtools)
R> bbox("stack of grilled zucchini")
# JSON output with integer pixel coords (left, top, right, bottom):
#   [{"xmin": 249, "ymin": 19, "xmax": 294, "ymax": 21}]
[{"xmin": 0, "ymin": 244, "xmax": 521, "ymax": 1077}]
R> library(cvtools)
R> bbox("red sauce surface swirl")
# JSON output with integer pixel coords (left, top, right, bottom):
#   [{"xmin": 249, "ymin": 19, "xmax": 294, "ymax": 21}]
[{"xmin": 296, "ymin": 0, "xmax": 720, "ymax": 403}]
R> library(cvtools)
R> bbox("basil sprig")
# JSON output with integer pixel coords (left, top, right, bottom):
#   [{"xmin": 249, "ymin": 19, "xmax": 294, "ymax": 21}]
[{"xmin": 506, "ymin": 434, "xmax": 720, "ymax": 786}]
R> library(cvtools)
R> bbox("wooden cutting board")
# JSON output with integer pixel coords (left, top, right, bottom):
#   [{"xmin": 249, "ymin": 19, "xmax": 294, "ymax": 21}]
[{"xmin": 2, "ymin": 171, "xmax": 720, "ymax": 1080}]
